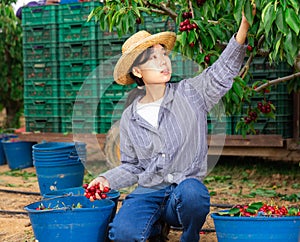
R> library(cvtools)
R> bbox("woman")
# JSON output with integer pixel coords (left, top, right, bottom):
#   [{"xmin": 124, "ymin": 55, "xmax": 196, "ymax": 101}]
[{"xmin": 88, "ymin": 9, "xmax": 254, "ymax": 242}]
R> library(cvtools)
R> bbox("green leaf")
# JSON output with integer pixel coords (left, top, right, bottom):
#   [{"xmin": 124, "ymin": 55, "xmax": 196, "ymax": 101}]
[
  {"xmin": 285, "ymin": 8, "xmax": 300, "ymax": 35},
  {"xmin": 234, "ymin": 0, "xmax": 245, "ymax": 23},
  {"xmin": 275, "ymin": 6, "xmax": 289, "ymax": 35},
  {"xmin": 232, "ymin": 81, "xmax": 244, "ymax": 100},
  {"xmin": 262, "ymin": 3, "xmax": 276, "ymax": 37},
  {"xmin": 244, "ymin": 0, "xmax": 254, "ymax": 26}
]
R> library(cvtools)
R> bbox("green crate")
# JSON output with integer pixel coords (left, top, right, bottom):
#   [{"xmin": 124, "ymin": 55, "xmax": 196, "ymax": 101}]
[
  {"xmin": 98, "ymin": 117, "xmax": 120, "ymax": 134},
  {"xmin": 22, "ymin": 5, "xmax": 57, "ymax": 26},
  {"xmin": 99, "ymin": 100, "xmax": 125, "ymax": 118},
  {"xmin": 60, "ymin": 98, "xmax": 99, "ymax": 117},
  {"xmin": 24, "ymin": 79, "xmax": 59, "ymax": 98},
  {"xmin": 248, "ymin": 57, "xmax": 293, "ymax": 80},
  {"xmin": 57, "ymin": 2, "xmax": 102, "ymax": 24},
  {"xmin": 58, "ymin": 41, "xmax": 98, "ymax": 61},
  {"xmin": 23, "ymin": 24, "xmax": 57, "ymax": 44},
  {"xmin": 58, "ymin": 22, "xmax": 99, "ymax": 42},
  {"xmin": 100, "ymin": 82, "xmax": 135, "ymax": 101},
  {"xmin": 98, "ymin": 40, "xmax": 124, "ymax": 59},
  {"xmin": 24, "ymin": 62, "xmax": 58, "ymax": 80},
  {"xmin": 59, "ymin": 78, "xmax": 98, "ymax": 99},
  {"xmin": 59, "ymin": 60, "xmax": 98, "ymax": 80},
  {"xmin": 24, "ymin": 98, "xmax": 60, "ymax": 117},
  {"xmin": 25, "ymin": 117, "xmax": 60, "ymax": 133},
  {"xmin": 23, "ymin": 43, "xmax": 57, "ymax": 62},
  {"xmin": 137, "ymin": 13, "xmax": 176, "ymax": 33},
  {"xmin": 207, "ymin": 116, "xmax": 232, "ymax": 135},
  {"xmin": 61, "ymin": 116, "xmax": 98, "ymax": 133}
]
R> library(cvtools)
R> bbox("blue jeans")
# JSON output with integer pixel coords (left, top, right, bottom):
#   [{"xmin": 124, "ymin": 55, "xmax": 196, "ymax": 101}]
[{"xmin": 108, "ymin": 178, "xmax": 210, "ymax": 242}]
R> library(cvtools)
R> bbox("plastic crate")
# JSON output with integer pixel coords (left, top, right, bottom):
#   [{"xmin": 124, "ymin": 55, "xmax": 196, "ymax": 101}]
[
  {"xmin": 58, "ymin": 22, "xmax": 99, "ymax": 42},
  {"xmin": 98, "ymin": 117, "xmax": 120, "ymax": 134},
  {"xmin": 25, "ymin": 117, "xmax": 60, "ymax": 133},
  {"xmin": 24, "ymin": 98, "xmax": 60, "ymax": 117},
  {"xmin": 58, "ymin": 41, "xmax": 99, "ymax": 61},
  {"xmin": 98, "ymin": 40, "xmax": 124, "ymax": 59},
  {"xmin": 61, "ymin": 116, "xmax": 99, "ymax": 133},
  {"xmin": 23, "ymin": 24, "xmax": 57, "ymax": 44},
  {"xmin": 207, "ymin": 116, "xmax": 232, "ymax": 135},
  {"xmin": 24, "ymin": 79, "xmax": 59, "ymax": 98},
  {"xmin": 100, "ymin": 82, "xmax": 135, "ymax": 101},
  {"xmin": 57, "ymin": 2, "xmax": 102, "ymax": 24},
  {"xmin": 23, "ymin": 43, "xmax": 57, "ymax": 62},
  {"xmin": 24, "ymin": 62, "xmax": 58, "ymax": 80},
  {"xmin": 137, "ymin": 13, "xmax": 176, "ymax": 33},
  {"xmin": 59, "ymin": 78, "xmax": 98, "ymax": 99},
  {"xmin": 22, "ymin": 5, "xmax": 57, "ymax": 26},
  {"xmin": 248, "ymin": 57, "xmax": 293, "ymax": 80},
  {"xmin": 60, "ymin": 98, "xmax": 99, "ymax": 117},
  {"xmin": 59, "ymin": 60, "xmax": 98, "ymax": 80},
  {"xmin": 99, "ymin": 100, "xmax": 125, "ymax": 118}
]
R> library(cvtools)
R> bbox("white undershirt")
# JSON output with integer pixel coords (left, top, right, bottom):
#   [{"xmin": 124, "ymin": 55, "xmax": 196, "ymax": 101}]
[{"xmin": 137, "ymin": 98, "xmax": 163, "ymax": 128}]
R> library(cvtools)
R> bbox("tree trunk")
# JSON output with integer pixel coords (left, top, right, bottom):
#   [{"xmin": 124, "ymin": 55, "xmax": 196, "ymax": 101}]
[{"xmin": 4, "ymin": 100, "xmax": 22, "ymax": 129}]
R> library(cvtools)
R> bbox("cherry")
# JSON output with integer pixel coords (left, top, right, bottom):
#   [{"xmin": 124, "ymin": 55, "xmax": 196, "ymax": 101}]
[
  {"xmin": 136, "ymin": 18, "xmax": 141, "ymax": 24},
  {"xmin": 189, "ymin": 42, "xmax": 195, "ymax": 48},
  {"xmin": 204, "ymin": 55, "xmax": 210, "ymax": 63},
  {"xmin": 83, "ymin": 183, "xmax": 110, "ymax": 200},
  {"xmin": 247, "ymin": 45, "xmax": 253, "ymax": 52}
]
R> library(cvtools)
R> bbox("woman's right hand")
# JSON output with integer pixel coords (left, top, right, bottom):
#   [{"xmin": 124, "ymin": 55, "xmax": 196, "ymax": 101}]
[{"xmin": 87, "ymin": 176, "xmax": 110, "ymax": 201}]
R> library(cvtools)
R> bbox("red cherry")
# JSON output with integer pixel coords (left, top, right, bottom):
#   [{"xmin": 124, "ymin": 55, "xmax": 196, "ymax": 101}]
[
  {"xmin": 204, "ymin": 55, "xmax": 210, "ymax": 63},
  {"xmin": 189, "ymin": 42, "xmax": 195, "ymax": 47},
  {"xmin": 103, "ymin": 186, "xmax": 110, "ymax": 193},
  {"xmin": 247, "ymin": 45, "xmax": 253, "ymax": 52}
]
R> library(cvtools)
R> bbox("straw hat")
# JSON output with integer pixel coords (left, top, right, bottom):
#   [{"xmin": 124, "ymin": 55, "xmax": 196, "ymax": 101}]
[{"xmin": 113, "ymin": 30, "xmax": 176, "ymax": 85}]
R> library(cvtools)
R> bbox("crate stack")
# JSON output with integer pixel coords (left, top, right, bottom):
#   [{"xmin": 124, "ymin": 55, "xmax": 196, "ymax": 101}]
[
  {"xmin": 22, "ymin": 2, "xmax": 136, "ymax": 134},
  {"xmin": 233, "ymin": 57, "xmax": 294, "ymax": 137},
  {"xmin": 23, "ymin": 5, "xmax": 60, "ymax": 132}
]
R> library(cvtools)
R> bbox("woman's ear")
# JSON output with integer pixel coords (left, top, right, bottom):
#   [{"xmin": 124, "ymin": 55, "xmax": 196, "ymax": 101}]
[{"xmin": 132, "ymin": 67, "xmax": 142, "ymax": 78}]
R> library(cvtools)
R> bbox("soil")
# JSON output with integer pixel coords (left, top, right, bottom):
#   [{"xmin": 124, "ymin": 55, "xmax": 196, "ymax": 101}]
[{"xmin": 0, "ymin": 157, "xmax": 299, "ymax": 242}]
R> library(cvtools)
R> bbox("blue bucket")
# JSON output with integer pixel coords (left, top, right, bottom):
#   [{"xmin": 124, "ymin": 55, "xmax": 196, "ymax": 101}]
[
  {"xmin": 43, "ymin": 186, "xmax": 120, "ymax": 218},
  {"xmin": 211, "ymin": 212, "xmax": 300, "ymax": 242},
  {"xmin": 2, "ymin": 140, "xmax": 35, "ymax": 169},
  {"xmin": 35, "ymin": 161, "xmax": 85, "ymax": 196},
  {"xmin": 24, "ymin": 196, "xmax": 115, "ymax": 242},
  {"xmin": 0, "ymin": 134, "xmax": 18, "ymax": 165}
]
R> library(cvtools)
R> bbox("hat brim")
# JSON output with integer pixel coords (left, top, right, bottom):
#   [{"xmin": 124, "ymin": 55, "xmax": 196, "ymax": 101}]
[{"xmin": 113, "ymin": 31, "xmax": 177, "ymax": 85}]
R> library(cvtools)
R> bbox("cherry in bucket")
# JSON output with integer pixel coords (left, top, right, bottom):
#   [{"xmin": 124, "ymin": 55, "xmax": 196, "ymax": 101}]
[{"xmin": 83, "ymin": 183, "xmax": 110, "ymax": 200}]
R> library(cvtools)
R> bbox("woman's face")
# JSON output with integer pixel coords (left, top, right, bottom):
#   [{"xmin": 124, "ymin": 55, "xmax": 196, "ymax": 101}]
[{"xmin": 133, "ymin": 44, "xmax": 172, "ymax": 85}]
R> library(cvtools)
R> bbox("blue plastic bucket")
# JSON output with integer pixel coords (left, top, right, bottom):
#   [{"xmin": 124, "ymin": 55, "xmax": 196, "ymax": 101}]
[
  {"xmin": 0, "ymin": 134, "xmax": 18, "ymax": 165},
  {"xmin": 43, "ymin": 186, "xmax": 120, "ymax": 217},
  {"xmin": 211, "ymin": 212, "xmax": 300, "ymax": 242},
  {"xmin": 24, "ymin": 196, "xmax": 115, "ymax": 242},
  {"xmin": 35, "ymin": 161, "xmax": 85, "ymax": 196},
  {"xmin": 1, "ymin": 140, "xmax": 35, "ymax": 169}
]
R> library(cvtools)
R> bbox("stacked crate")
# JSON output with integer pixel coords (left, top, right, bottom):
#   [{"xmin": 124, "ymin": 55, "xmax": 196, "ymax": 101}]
[
  {"xmin": 22, "ymin": 5, "xmax": 60, "ymax": 132},
  {"xmin": 232, "ymin": 57, "xmax": 294, "ymax": 137}
]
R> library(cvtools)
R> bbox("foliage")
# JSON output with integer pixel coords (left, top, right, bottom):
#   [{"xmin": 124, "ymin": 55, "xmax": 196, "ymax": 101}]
[
  {"xmin": 0, "ymin": 0, "xmax": 24, "ymax": 128},
  {"xmin": 89, "ymin": 0, "xmax": 300, "ymax": 136}
]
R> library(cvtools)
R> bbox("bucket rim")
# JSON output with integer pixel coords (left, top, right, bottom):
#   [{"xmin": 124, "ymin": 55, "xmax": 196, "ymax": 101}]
[
  {"xmin": 211, "ymin": 212, "xmax": 300, "ymax": 221},
  {"xmin": 24, "ymin": 196, "xmax": 115, "ymax": 213}
]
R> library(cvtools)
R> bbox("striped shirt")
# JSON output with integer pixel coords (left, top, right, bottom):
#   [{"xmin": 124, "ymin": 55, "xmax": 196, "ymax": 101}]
[{"xmin": 101, "ymin": 35, "xmax": 247, "ymax": 190}]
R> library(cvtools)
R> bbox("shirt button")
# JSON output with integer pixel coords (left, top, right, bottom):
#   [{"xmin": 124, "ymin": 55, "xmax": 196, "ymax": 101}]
[
  {"xmin": 167, "ymin": 174, "xmax": 173, "ymax": 182},
  {"xmin": 161, "ymin": 153, "xmax": 166, "ymax": 158}
]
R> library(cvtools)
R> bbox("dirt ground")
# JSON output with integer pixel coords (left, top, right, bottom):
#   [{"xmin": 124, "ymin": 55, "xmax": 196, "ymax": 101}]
[{"xmin": 0, "ymin": 157, "xmax": 299, "ymax": 242}]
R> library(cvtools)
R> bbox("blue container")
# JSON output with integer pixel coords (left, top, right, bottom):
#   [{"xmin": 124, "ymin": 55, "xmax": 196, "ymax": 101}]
[
  {"xmin": 2, "ymin": 140, "xmax": 35, "ymax": 169},
  {"xmin": 35, "ymin": 161, "xmax": 85, "ymax": 195},
  {"xmin": 43, "ymin": 186, "xmax": 120, "ymax": 218},
  {"xmin": 0, "ymin": 134, "xmax": 18, "ymax": 165},
  {"xmin": 211, "ymin": 212, "xmax": 300, "ymax": 242},
  {"xmin": 24, "ymin": 196, "xmax": 115, "ymax": 242}
]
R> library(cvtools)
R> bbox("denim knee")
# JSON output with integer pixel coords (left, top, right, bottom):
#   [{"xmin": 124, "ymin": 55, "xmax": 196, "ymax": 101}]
[{"xmin": 177, "ymin": 178, "xmax": 210, "ymax": 215}]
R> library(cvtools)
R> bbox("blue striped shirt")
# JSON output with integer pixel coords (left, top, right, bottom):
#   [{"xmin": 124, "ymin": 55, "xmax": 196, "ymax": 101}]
[{"xmin": 101, "ymin": 35, "xmax": 247, "ymax": 189}]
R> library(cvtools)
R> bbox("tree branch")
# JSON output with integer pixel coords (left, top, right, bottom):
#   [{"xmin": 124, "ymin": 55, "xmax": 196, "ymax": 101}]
[
  {"xmin": 239, "ymin": 35, "xmax": 265, "ymax": 78},
  {"xmin": 254, "ymin": 72, "xmax": 300, "ymax": 92},
  {"xmin": 143, "ymin": 0, "xmax": 177, "ymax": 21}
]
